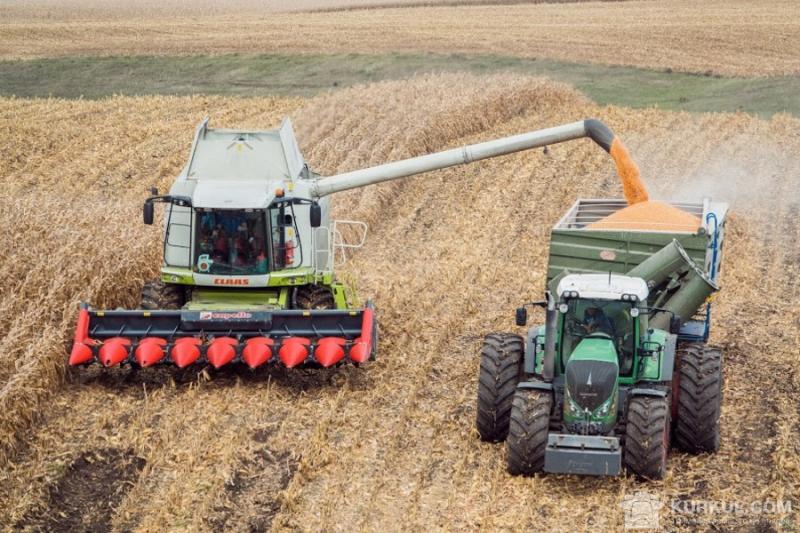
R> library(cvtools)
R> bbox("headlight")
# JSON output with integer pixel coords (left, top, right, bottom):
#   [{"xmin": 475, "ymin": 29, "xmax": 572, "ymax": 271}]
[
  {"xmin": 594, "ymin": 393, "xmax": 617, "ymax": 417},
  {"xmin": 564, "ymin": 389, "xmax": 584, "ymax": 416}
]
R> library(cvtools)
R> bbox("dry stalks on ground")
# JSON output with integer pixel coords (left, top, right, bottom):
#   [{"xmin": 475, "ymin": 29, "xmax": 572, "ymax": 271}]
[{"xmin": 0, "ymin": 74, "xmax": 798, "ymax": 530}]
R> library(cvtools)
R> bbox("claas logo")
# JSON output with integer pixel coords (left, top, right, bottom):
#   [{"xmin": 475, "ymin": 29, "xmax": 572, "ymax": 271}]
[{"xmin": 213, "ymin": 278, "xmax": 250, "ymax": 286}]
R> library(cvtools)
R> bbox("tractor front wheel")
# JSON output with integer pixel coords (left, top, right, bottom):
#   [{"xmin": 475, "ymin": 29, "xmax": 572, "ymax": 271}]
[
  {"xmin": 294, "ymin": 285, "xmax": 335, "ymax": 310},
  {"xmin": 506, "ymin": 388, "xmax": 551, "ymax": 476},
  {"xmin": 675, "ymin": 343, "xmax": 722, "ymax": 453},
  {"xmin": 624, "ymin": 395, "xmax": 670, "ymax": 480},
  {"xmin": 476, "ymin": 333, "xmax": 524, "ymax": 442},
  {"xmin": 141, "ymin": 280, "xmax": 185, "ymax": 310}
]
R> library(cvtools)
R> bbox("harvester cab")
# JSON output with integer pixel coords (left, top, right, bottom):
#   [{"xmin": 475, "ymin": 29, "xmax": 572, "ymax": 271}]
[
  {"xmin": 69, "ymin": 116, "xmax": 653, "ymax": 374},
  {"xmin": 141, "ymin": 118, "xmax": 346, "ymax": 303},
  {"xmin": 478, "ymin": 194, "xmax": 728, "ymax": 479}
]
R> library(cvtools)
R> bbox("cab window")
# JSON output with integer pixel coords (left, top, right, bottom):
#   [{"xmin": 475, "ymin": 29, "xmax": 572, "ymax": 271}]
[
  {"xmin": 561, "ymin": 298, "xmax": 636, "ymax": 375},
  {"xmin": 194, "ymin": 209, "xmax": 268, "ymax": 275}
]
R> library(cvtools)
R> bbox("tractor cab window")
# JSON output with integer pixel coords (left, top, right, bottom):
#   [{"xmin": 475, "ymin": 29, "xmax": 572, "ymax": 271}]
[
  {"xmin": 194, "ymin": 209, "xmax": 268, "ymax": 275},
  {"xmin": 560, "ymin": 298, "xmax": 636, "ymax": 375}
]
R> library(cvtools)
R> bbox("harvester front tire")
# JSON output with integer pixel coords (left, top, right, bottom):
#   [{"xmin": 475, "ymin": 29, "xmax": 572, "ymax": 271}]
[
  {"xmin": 506, "ymin": 389, "xmax": 551, "ymax": 476},
  {"xmin": 624, "ymin": 395, "xmax": 669, "ymax": 480},
  {"xmin": 141, "ymin": 280, "xmax": 185, "ymax": 310},
  {"xmin": 675, "ymin": 343, "xmax": 722, "ymax": 454},
  {"xmin": 294, "ymin": 285, "xmax": 335, "ymax": 310},
  {"xmin": 476, "ymin": 333, "xmax": 524, "ymax": 442}
]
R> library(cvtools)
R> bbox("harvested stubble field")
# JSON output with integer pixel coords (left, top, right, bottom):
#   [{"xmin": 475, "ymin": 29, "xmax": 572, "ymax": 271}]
[
  {"xmin": 1, "ymin": 74, "xmax": 799, "ymax": 530},
  {"xmin": 1, "ymin": 0, "xmax": 798, "ymax": 77}
]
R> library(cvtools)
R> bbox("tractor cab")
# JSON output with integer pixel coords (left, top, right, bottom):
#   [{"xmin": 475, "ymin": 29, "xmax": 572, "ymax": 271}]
[
  {"xmin": 554, "ymin": 274, "xmax": 649, "ymax": 436},
  {"xmin": 556, "ymin": 274, "xmax": 648, "ymax": 377}
]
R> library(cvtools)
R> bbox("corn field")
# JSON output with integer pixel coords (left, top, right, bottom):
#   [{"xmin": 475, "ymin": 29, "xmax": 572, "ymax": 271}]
[{"xmin": 0, "ymin": 73, "xmax": 799, "ymax": 530}]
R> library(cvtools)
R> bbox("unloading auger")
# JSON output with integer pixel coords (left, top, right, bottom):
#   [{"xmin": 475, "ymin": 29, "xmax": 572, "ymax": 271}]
[{"xmin": 69, "ymin": 118, "xmax": 640, "ymax": 371}]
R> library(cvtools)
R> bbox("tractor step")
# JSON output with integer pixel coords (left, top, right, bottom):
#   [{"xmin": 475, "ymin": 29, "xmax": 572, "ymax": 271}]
[
  {"xmin": 69, "ymin": 303, "xmax": 376, "ymax": 369},
  {"xmin": 544, "ymin": 434, "xmax": 621, "ymax": 476}
]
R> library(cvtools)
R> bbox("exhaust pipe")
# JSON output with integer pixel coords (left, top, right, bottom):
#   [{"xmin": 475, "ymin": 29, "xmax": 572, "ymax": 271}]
[{"xmin": 542, "ymin": 291, "xmax": 558, "ymax": 382}]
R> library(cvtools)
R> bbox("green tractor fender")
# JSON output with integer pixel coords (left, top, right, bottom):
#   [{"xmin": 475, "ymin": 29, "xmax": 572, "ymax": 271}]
[
  {"xmin": 516, "ymin": 379, "xmax": 554, "ymax": 392},
  {"xmin": 637, "ymin": 329, "xmax": 678, "ymax": 382}
]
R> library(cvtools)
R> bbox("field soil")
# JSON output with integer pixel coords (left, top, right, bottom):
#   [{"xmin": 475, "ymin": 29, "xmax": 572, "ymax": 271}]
[
  {"xmin": 1, "ymin": 74, "xmax": 799, "ymax": 530},
  {"xmin": 1, "ymin": 0, "xmax": 798, "ymax": 76}
]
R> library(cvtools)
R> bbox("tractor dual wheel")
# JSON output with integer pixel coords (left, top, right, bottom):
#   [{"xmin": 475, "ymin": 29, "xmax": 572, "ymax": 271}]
[
  {"xmin": 294, "ymin": 284, "xmax": 335, "ymax": 310},
  {"xmin": 675, "ymin": 343, "xmax": 723, "ymax": 453},
  {"xmin": 624, "ymin": 395, "xmax": 670, "ymax": 480},
  {"xmin": 506, "ymin": 388, "xmax": 551, "ymax": 476},
  {"xmin": 141, "ymin": 280, "xmax": 185, "ymax": 310},
  {"xmin": 476, "ymin": 333, "xmax": 524, "ymax": 442}
]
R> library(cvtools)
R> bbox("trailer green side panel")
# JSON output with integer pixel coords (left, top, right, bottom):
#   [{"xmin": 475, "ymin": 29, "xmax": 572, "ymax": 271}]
[
  {"xmin": 546, "ymin": 199, "xmax": 727, "ymax": 287},
  {"xmin": 547, "ymin": 230, "xmax": 707, "ymax": 282}
]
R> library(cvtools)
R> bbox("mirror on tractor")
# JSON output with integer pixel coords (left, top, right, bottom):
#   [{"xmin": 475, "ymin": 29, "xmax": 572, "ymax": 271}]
[
  {"xmin": 515, "ymin": 307, "xmax": 528, "ymax": 326},
  {"xmin": 150, "ymin": 186, "xmax": 159, "ymax": 196},
  {"xmin": 310, "ymin": 202, "xmax": 322, "ymax": 228},
  {"xmin": 143, "ymin": 201, "xmax": 154, "ymax": 225}
]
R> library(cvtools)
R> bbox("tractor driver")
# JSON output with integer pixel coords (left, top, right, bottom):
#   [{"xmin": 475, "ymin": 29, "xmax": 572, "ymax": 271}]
[{"xmin": 582, "ymin": 307, "xmax": 615, "ymax": 337}]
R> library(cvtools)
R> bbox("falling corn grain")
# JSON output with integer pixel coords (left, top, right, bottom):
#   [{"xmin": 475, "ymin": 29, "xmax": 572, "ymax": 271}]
[
  {"xmin": 594, "ymin": 136, "xmax": 701, "ymax": 231},
  {"xmin": 609, "ymin": 137, "xmax": 648, "ymax": 205}
]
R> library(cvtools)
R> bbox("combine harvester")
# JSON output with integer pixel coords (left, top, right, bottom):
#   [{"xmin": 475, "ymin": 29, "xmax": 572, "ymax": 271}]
[
  {"xmin": 70, "ymin": 117, "xmax": 647, "ymax": 371},
  {"xmin": 476, "ymin": 156, "xmax": 727, "ymax": 478}
]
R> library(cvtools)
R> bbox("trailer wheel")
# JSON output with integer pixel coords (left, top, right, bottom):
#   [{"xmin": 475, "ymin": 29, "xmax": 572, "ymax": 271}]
[
  {"xmin": 624, "ymin": 395, "xmax": 669, "ymax": 480},
  {"xmin": 476, "ymin": 333, "xmax": 524, "ymax": 442},
  {"xmin": 141, "ymin": 280, "xmax": 185, "ymax": 310},
  {"xmin": 506, "ymin": 389, "xmax": 551, "ymax": 475},
  {"xmin": 294, "ymin": 284, "xmax": 335, "ymax": 310},
  {"xmin": 675, "ymin": 343, "xmax": 722, "ymax": 453}
]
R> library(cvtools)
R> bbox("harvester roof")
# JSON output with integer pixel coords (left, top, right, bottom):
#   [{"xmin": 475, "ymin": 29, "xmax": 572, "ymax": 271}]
[
  {"xmin": 179, "ymin": 117, "xmax": 306, "ymax": 183},
  {"xmin": 169, "ymin": 118, "xmax": 312, "ymax": 209}
]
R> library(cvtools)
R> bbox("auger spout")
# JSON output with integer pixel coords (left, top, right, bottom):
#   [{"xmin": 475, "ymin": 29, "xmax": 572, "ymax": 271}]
[{"xmin": 311, "ymin": 119, "xmax": 647, "ymax": 202}]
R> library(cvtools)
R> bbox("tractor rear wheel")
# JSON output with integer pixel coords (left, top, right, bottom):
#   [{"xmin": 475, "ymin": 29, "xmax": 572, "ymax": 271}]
[
  {"xmin": 506, "ymin": 388, "xmax": 551, "ymax": 476},
  {"xmin": 294, "ymin": 284, "xmax": 335, "ymax": 310},
  {"xmin": 141, "ymin": 280, "xmax": 185, "ymax": 310},
  {"xmin": 675, "ymin": 343, "xmax": 722, "ymax": 453},
  {"xmin": 624, "ymin": 395, "xmax": 670, "ymax": 480},
  {"xmin": 476, "ymin": 333, "xmax": 524, "ymax": 442}
]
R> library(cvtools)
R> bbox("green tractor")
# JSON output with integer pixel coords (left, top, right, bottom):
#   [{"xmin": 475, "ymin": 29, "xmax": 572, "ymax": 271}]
[{"xmin": 476, "ymin": 200, "xmax": 727, "ymax": 478}]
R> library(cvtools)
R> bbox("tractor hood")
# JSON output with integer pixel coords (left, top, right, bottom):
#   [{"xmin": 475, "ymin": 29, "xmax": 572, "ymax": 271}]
[
  {"xmin": 191, "ymin": 180, "xmax": 275, "ymax": 209},
  {"xmin": 565, "ymin": 337, "xmax": 619, "ymax": 411}
]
